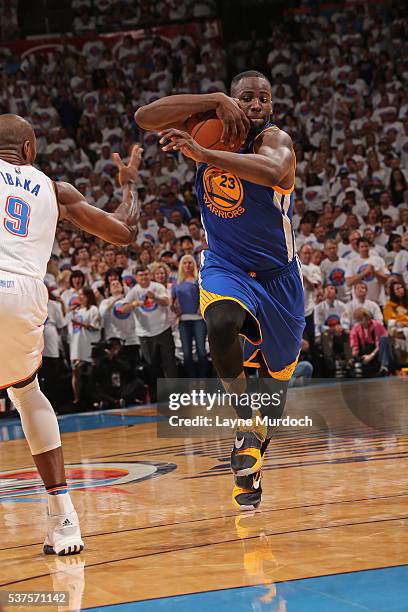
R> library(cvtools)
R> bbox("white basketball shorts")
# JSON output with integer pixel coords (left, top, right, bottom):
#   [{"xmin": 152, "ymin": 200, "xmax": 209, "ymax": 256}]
[{"xmin": 0, "ymin": 271, "xmax": 48, "ymax": 389}]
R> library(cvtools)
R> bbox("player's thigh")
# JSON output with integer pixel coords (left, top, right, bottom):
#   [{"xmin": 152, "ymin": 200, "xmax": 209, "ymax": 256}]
[
  {"xmin": 257, "ymin": 271, "xmax": 305, "ymax": 374},
  {"xmin": 0, "ymin": 291, "xmax": 47, "ymax": 387}
]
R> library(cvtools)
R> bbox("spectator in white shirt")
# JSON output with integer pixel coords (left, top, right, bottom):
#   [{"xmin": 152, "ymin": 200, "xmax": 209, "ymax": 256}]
[
  {"xmin": 299, "ymin": 244, "xmax": 322, "ymax": 351},
  {"xmin": 123, "ymin": 267, "xmax": 177, "ymax": 401},
  {"xmin": 375, "ymin": 215, "xmax": 395, "ymax": 248},
  {"xmin": 346, "ymin": 238, "xmax": 389, "ymax": 304},
  {"xmin": 341, "ymin": 282, "xmax": 384, "ymax": 330},
  {"xmin": 40, "ymin": 294, "xmax": 65, "ymax": 407},
  {"xmin": 296, "ymin": 218, "xmax": 316, "ymax": 249},
  {"xmin": 314, "ymin": 284, "xmax": 351, "ymax": 375},
  {"xmin": 378, "ymin": 190, "xmax": 400, "ymax": 224},
  {"xmin": 315, "ymin": 284, "xmax": 347, "ymax": 338},
  {"xmin": 167, "ymin": 209, "xmax": 189, "ymax": 238},
  {"xmin": 99, "ymin": 279, "xmax": 140, "ymax": 374},
  {"xmin": 320, "ymin": 239, "xmax": 350, "ymax": 302},
  {"xmin": 343, "ymin": 230, "xmax": 362, "ymax": 260},
  {"xmin": 392, "ymin": 232, "xmax": 408, "ymax": 287},
  {"xmin": 395, "ymin": 208, "xmax": 408, "ymax": 236},
  {"xmin": 66, "ymin": 288, "xmax": 101, "ymax": 405}
]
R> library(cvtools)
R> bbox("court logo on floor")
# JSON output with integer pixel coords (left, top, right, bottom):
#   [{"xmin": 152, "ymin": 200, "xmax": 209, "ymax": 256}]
[{"xmin": 0, "ymin": 461, "xmax": 176, "ymax": 503}]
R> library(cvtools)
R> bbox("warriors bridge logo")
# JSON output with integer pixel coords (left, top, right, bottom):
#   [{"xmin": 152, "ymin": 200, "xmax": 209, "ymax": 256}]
[
  {"xmin": 0, "ymin": 461, "xmax": 176, "ymax": 503},
  {"xmin": 203, "ymin": 166, "xmax": 245, "ymax": 218}
]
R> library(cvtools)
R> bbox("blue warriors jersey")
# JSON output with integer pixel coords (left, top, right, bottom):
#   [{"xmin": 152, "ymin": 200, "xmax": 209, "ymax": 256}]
[{"xmin": 196, "ymin": 123, "xmax": 296, "ymax": 272}]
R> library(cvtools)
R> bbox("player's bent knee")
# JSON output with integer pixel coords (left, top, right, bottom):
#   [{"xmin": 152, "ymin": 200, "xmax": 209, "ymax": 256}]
[
  {"xmin": 205, "ymin": 300, "xmax": 246, "ymax": 343},
  {"xmin": 7, "ymin": 377, "xmax": 61, "ymax": 455},
  {"xmin": 11, "ymin": 370, "xmax": 38, "ymax": 389}
]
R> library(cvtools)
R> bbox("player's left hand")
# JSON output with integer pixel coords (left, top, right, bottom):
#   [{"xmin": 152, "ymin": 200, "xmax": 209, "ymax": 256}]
[
  {"xmin": 112, "ymin": 144, "xmax": 143, "ymax": 186},
  {"xmin": 159, "ymin": 129, "xmax": 207, "ymax": 163}
]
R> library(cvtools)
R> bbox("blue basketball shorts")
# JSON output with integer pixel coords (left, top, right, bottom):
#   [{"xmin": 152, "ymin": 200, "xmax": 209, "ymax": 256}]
[{"xmin": 199, "ymin": 250, "xmax": 305, "ymax": 379}]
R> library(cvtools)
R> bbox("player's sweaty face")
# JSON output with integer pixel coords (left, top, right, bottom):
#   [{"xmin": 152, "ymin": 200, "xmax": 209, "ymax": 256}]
[{"xmin": 234, "ymin": 78, "xmax": 272, "ymax": 128}]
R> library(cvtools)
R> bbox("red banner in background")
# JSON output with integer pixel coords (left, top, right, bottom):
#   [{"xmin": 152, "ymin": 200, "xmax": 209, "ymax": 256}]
[{"xmin": 0, "ymin": 19, "xmax": 221, "ymax": 58}]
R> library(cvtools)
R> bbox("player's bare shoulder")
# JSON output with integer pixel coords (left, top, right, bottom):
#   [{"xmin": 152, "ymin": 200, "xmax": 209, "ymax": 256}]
[
  {"xmin": 255, "ymin": 126, "xmax": 293, "ymax": 154},
  {"xmin": 254, "ymin": 127, "xmax": 295, "ymax": 189}
]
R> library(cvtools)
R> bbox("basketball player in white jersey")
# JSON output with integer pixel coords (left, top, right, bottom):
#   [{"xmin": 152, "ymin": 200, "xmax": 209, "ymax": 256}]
[{"xmin": 0, "ymin": 114, "xmax": 142, "ymax": 555}]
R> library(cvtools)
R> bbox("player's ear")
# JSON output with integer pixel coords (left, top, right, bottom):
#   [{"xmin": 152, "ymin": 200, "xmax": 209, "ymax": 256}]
[
  {"xmin": 21, "ymin": 139, "xmax": 29, "ymax": 161},
  {"xmin": 22, "ymin": 139, "xmax": 34, "ymax": 163}
]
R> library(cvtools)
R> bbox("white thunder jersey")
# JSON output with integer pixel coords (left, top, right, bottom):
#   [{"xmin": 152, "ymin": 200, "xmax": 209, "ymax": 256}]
[
  {"xmin": 0, "ymin": 159, "xmax": 58, "ymax": 279},
  {"xmin": 0, "ymin": 158, "xmax": 58, "ymax": 387}
]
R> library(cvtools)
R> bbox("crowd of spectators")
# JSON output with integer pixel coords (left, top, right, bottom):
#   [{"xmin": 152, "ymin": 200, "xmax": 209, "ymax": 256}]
[
  {"xmin": 72, "ymin": 0, "xmax": 216, "ymax": 35},
  {"xmin": 0, "ymin": 1, "xmax": 408, "ymax": 411},
  {"xmin": 0, "ymin": 1, "xmax": 19, "ymax": 40}
]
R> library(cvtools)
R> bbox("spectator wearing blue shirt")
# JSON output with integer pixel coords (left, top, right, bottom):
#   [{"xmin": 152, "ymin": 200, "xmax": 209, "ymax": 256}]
[
  {"xmin": 171, "ymin": 255, "xmax": 208, "ymax": 377},
  {"xmin": 160, "ymin": 190, "xmax": 191, "ymax": 223}
]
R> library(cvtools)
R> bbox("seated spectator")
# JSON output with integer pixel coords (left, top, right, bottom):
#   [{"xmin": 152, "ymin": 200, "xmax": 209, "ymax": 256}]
[
  {"xmin": 90, "ymin": 338, "xmax": 145, "ymax": 410},
  {"xmin": 383, "ymin": 280, "xmax": 408, "ymax": 366},
  {"xmin": 171, "ymin": 255, "xmax": 208, "ymax": 378},
  {"xmin": 350, "ymin": 308, "xmax": 391, "ymax": 377},
  {"xmin": 289, "ymin": 339, "xmax": 313, "ymax": 387},
  {"xmin": 341, "ymin": 281, "xmax": 384, "ymax": 329},
  {"xmin": 315, "ymin": 285, "xmax": 350, "ymax": 377}
]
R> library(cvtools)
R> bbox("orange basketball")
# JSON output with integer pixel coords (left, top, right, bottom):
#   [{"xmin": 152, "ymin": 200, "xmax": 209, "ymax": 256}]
[{"xmin": 186, "ymin": 112, "xmax": 240, "ymax": 152}]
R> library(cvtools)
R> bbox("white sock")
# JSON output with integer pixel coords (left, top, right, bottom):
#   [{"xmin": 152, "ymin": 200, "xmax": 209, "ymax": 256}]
[{"xmin": 48, "ymin": 491, "xmax": 75, "ymax": 516}]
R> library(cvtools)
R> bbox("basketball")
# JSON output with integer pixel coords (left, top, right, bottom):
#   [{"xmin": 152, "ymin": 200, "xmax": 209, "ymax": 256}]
[{"xmin": 186, "ymin": 112, "xmax": 240, "ymax": 152}]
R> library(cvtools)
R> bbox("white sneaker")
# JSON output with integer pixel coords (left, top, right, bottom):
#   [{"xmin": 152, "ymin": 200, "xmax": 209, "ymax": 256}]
[{"xmin": 43, "ymin": 510, "xmax": 84, "ymax": 556}]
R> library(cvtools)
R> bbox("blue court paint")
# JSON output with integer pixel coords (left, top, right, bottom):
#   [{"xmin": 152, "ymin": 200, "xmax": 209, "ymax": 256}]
[
  {"xmin": 84, "ymin": 565, "xmax": 408, "ymax": 611},
  {"xmin": 0, "ymin": 409, "xmax": 161, "ymax": 441}
]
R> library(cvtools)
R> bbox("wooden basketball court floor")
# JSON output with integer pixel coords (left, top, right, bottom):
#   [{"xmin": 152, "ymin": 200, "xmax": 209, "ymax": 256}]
[{"xmin": 0, "ymin": 378, "xmax": 407, "ymax": 611}]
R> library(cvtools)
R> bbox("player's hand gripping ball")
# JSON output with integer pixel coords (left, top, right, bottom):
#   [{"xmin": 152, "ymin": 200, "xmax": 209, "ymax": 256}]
[{"xmin": 160, "ymin": 129, "xmax": 208, "ymax": 162}]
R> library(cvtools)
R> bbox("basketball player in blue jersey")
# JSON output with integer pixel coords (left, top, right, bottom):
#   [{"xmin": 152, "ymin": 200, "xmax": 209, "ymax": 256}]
[{"xmin": 136, "ymin": 71, "xmax": 305, "ymax": 510}]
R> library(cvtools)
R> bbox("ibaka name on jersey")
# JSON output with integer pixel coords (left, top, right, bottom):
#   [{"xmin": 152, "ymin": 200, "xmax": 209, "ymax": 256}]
[
  {"xmin": 0, "ymin": 160, "xmax": 57, "ymax": 280},
  {"xmin": 0, "ymin": 170, "xmax": 41, "ymax": 197}
]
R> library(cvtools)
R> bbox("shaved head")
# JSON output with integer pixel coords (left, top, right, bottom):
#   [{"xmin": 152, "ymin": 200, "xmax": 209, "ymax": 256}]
[
  {"xmin": 0, "ymin": 114, "xmax": 35, "ymax": 147},
  {"xmin": 0, "ymin": 114, "xmax": 36, "ymax": 163}
]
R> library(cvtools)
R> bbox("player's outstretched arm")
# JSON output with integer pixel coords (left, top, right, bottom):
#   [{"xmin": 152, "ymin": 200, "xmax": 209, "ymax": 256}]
[
  {"xmin": 135, "ymin": 93, "xmax": 250, "ymax": 146},
  {"xmin": 58, "ymin": 145, "xmax": 143, "ymax": 246},
  {"xmin": 160, "ymin": 128, "xmax": 294, "ymax": 189}
]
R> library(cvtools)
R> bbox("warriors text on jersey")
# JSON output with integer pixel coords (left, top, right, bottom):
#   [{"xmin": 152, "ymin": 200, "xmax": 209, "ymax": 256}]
[
  {"xmin": 196, "ymin": 123, "xmax": 295, "ymax": 272},
  {"xmin": 0, "ymin": 159, "xmax": 58, "ymax": 280}
]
